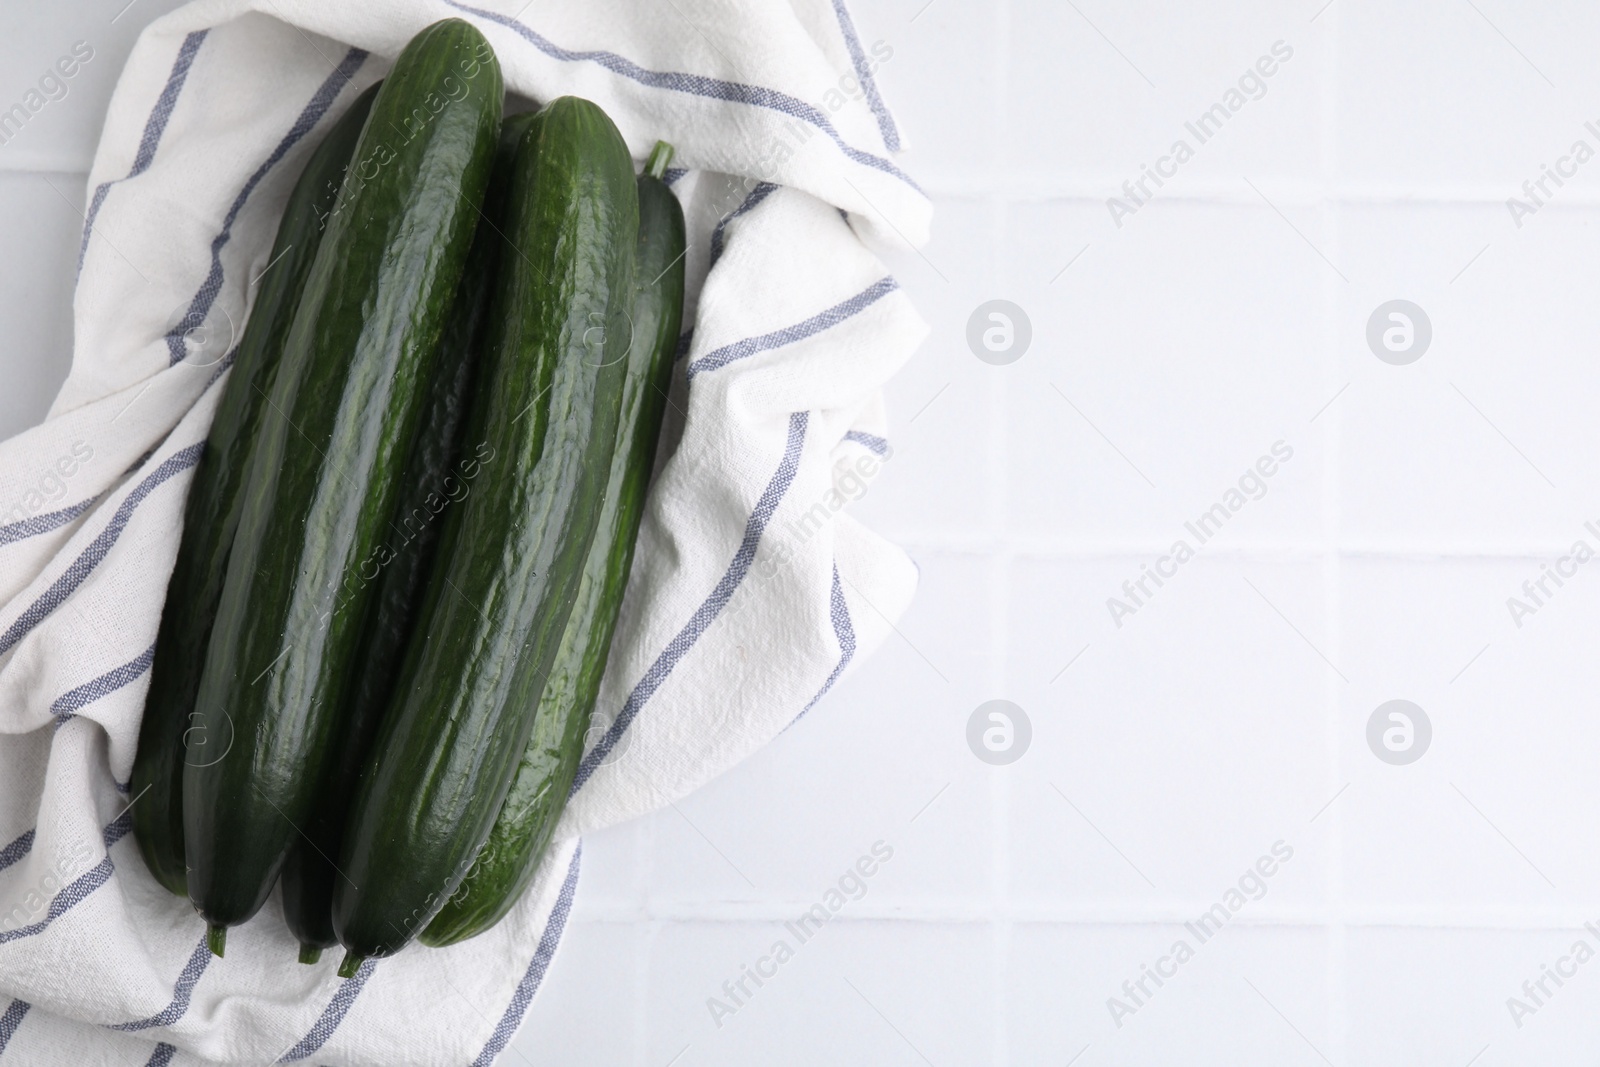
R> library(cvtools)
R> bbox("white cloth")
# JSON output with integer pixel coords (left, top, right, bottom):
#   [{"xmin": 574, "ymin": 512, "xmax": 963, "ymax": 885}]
[{"xmin": 0, "ymin": 1, "xmax": 927, "ymax": 1063}]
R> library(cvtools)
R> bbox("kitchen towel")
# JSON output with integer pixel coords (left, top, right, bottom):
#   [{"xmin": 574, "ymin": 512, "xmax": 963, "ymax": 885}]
[{"xmin": 0, "ymin": 0, "xmax": 927, "ymax": 1063}]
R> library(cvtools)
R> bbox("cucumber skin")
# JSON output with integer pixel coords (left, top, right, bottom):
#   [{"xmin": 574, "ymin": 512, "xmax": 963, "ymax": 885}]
[
  {"xmin": 421, "ymin": 166, "xmax": 686, "ymax": 947},
  {"xmin": 279, "ymin": 112, "xmax": 538, "ymax": 952},
  {"xmin": 183, "ymin": 20, "xmax": 503, "ymax": 931},
  {"xmin": 130, "ymin": 81, "xmax": 379, "ymax": 897},
  {"xmin": 332, "ymin": 97, "xmax": 639, "ymax": 960}
]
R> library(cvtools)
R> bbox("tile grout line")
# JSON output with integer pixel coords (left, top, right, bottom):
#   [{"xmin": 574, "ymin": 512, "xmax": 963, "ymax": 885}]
[
  {"xmin": 636, "ymin": 821, "xmax": 651, "ymax": 1066},
  {"xmin": 1316, "ymin": 4, "xmax": 1348, "ymax": 1061},
  {"xmin": 565, "ymin": 904, "xmax": 1600, "ymax": 928},
  {"xmin": 876, "ymin": 536, "xmax": 1600, "ymax": 560},
  {"xmin": 0, "ymin": 166, "xmax": 90, "ymax": 177},
  {"xmin": 992, "ymin": 0, "xmax": 1013, "ymax": 1052},
  {"xmin": 898, "ymin": 179, "xmax": 1600, "ymax": 208}
]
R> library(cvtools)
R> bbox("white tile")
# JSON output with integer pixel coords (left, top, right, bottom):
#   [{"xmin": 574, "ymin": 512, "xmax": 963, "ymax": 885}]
[
  {"xmin": 0, "ymin": 171, "xmax": 82, "ymax": 441},
  {"xmin": 1338, "ymin": 556, "xmax": 1600, "ymax": 910},
  {"xmin": 1006, "ymin": 1, "xmax": 1324, "ymax": 191},
  {"xmin": 567, "ymin": 820, "xmax": 645, "ymax": 916},
  {"xmin": 998, "ymin": 198, "xmax": 1333, "ymax": 548},
  {"xmin": 645, "ymin": 551, "xmax": 996, "ymax": 907},
  {"xmin": 1008, "ymin": 923, "xmax": 1330, "ymax": 1065},
  {"xmin": 1005, "ymin": 556, "xmax": 1333, "ymax": 910},
  {"xmin": 1336, "ymin": 0, "xmax": 1587, "ymax": 189},
  {"xmin": 1337, "ymin": 203, "xmax": 1600, "ymax": 548},
  {"xmin": 645, "ymin": 920, "xmax": 993, "ymax": 1065},
  {"xmin": 1344, "ymin": 926, "xmax": 1600, "ymax": 1066},
  {"xmin": 0, "ymin": 1, "xmax": 192, "ymax": 174}
]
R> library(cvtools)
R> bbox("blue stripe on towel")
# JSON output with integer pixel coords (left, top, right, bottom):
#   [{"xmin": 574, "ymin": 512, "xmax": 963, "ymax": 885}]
[
  {"xmin": 0, "ymin": 325, "xmax": 245, "ymax": 556},
  {"xmin": 794, "ymin": 564, "xmax": 857, "ymax": 724},
  {"xmin": 842, "ymin": 430, "xmax": 890, "ymax": 456},
  {"xmin": 687, "ymin": 277, "xmax": 897, "ymax": 379},
  {"xmin": 79, "ymin": 30, "xmax": 209, "ymax": 276},
  {"xmin": 673, "ymin": 329, "xmax": 695, "ymax": 363},
  {"xmin": 275, "ymin": 957, "xmax": 378, "ymax": 1063},
  {"xmin": 0, "ymin": 444, "xmax": 203, "ymax": 659},
  {"xmin": 0, "ymin": 812, "xmax": 132, "ymax": 947},
  {"xmin": 0, "ymin": 999, "xmax": 28, "ymax": 1055},
  {"xmin": 50, "ymin": 643, "xmax": 156, "ymax": 725},
  {"xmin": 107, "ymin": 934, "xmax": 212, "ymax": 1031},
  {"xmin": 829, "ymin": 0, "xmax": 900, "ymax": 152},
  {"xmin": 164, "ymin": 46, "xmax": 368, "ymax": 366},
  {"xmin": 709, "ymin": 181, "xmax": 777, "ymax": 268},
  {"xmin": 444, "ymin": 1, "xmax": 922, "ymax": 195},
  {"xmin": 0, "ymin": 497, "xmax": 97, "ymax": 549},
  {"xmin": 572, "ymin": 411, "xmax": 809, "ymax": 792},
  {"xmin": 470, "ymin": 843, "xmax": 583, "ymax": 1066},
  {"xmin": 0, "ymin": 829, "xmax": 35, "ymax": 874}
]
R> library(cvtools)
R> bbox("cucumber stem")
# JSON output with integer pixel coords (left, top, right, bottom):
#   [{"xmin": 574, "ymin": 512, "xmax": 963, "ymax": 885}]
[
  {"xmin": 337, "ymin": 950, "xmax": 365, "ymax": 979},
  {"xmin": 645, "ymin": 141, "xmax": 675, "ymax": 180},
  {"xmin": 298, "ymin": 944, "xmax": 323, "ymax": 965},
  {"xmin": 206, "ymin": 923, "xmax": 227, "ymax": 958}
]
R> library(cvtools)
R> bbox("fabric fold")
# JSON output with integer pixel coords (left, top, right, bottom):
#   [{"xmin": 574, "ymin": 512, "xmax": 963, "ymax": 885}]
[{"xmin": 0, "ymin": 2, "xmax": 925, "ymax": 1062}]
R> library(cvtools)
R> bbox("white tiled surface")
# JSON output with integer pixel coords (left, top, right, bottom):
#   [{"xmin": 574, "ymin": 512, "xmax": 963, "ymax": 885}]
[{"xmin": 9, "ymin": 2, "xmax": 1600, "ymax": 1064}]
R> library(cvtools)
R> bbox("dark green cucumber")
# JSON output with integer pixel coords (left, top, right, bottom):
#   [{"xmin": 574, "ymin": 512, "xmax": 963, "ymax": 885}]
[
  {"xmin": 131, "ymin": 81, "xmax": 379, "ymax": 897},
  {"xmin": 421, "ymin": 141, "xmax": 685, "ymax": 947},
  {"xmin": 280, "ymin": 111, "xmax": 538, "ymax": 960},
  {"xmin": 332, "ymin": 97, "xmax": 639, "ymax": 972},
  {"xmin": 183, "ymin": 20, "xmax": 502, "ymax": 952}
]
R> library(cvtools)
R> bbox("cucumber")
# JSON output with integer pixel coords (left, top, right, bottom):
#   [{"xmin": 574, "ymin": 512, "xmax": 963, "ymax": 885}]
[
  {"xmin": 331, "ymin": 97, "xmax": 638, "ymax": 973},
  {"xmin": 183, "ymin": 20, "xmax": 502, "ymax": 955},
  {"xmin": 279, "ymin": 111, "xmax": 538, "ymax": 963},
  {"xmin": 421, "ymin": 141, "xmax": 685, "ymax": 947},
  {"xmin": 131, "ymin": 80, "xmax": 379, "ymax": 897}
]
